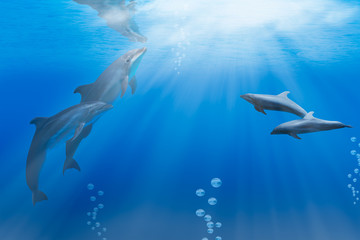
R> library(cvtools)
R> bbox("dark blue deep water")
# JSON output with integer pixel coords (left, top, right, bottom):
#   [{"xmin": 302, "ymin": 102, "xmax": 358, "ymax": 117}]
[{"xmin": 1, "ymin": 0, "xmax": 360, "ymax": 239}]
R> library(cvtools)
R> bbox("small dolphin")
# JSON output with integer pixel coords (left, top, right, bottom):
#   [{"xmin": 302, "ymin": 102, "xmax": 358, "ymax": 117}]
[
  {"xmin": 73, "ymin": 0, "xmax": 147, "ymax": 43},
  {"xmin": 270, "ymin": 111, "xmax": 352, "ymax": 139},
  {"xmin": 240, "ymin": 91, "xmax": 307, "ymax": 117},
  {"xmin": 26, "ymin": 101, "xmax": 113, "ymax": 205},
  {"xmin": 74, "ymin": 47, "xmax": 147, "ymax": 103}
]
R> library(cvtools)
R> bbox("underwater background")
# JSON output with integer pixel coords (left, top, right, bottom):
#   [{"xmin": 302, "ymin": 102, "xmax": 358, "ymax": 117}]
[{"xmin": 1, "ymin": 0, "xmax": 360, "ymax": 239}]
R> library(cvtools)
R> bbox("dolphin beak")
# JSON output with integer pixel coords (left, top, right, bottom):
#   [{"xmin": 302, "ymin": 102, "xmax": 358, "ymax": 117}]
[
  {"xmin": 240, "ymin": 94, "xmax": 251, "ymax": 102},
  {"xmin": 135, "ymin": 47, "xmax": 147, "ymax": 59}
]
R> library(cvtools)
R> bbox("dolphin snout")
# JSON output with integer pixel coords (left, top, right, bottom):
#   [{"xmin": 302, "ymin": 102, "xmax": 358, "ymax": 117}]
[{"xmin": 240, "ymin": 94, "xmax": 251, "ymax": 101}]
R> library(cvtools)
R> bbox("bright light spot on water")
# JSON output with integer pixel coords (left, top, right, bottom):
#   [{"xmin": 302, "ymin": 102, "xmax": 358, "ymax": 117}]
[
  {"xmin": 196, "ymin": 189, "xmax": 205, "ymax": 197},
  {"xmin": 208, "ymin": 197, "xmax": 218, "ymax": 206},
  {"xmin": 351, "ymin": 150, "xmax": 357, "ymax": 156},
  {"xmin": 355, "ymin": 169, "xmax": 359, "ymax": 174},
  {"xmin": 204, "ymin": 214, "xmax": 212, "ymax": 222},
  {"xmin": 211, "ymin": 178, "xmax": 222, "ymax": 188},
  {"xmin": 98, "ymin": 191, "xmax": 104, "ymax": 196},
  {"xmin": 351, "ymin": 137, "xmax": 357, "ymax": 142},
  {"xmin": 215, "ymin": 237, "xmax": 222, "ymax": 240},
  {"xmin": 94, "ymin": 207, "xmax": 99, "ymax": 212},
  {"xmin": 103, "ymin": 227, "xmax": 107, "ymax": 232},
  {"xmin": 348, "ymin": 184, "xmax": 352, "ymax": 188},
  {"xmin": 90, "ymin": 196, "xmax": 96, "ymax": 202},
  {"xmin": 95, "ymin": 222, "xmax": 100, "ymax": 227},
  {"xmin": 202, "ymin": 238, "xmax": 208, "ymax": 240},
  {"xmin": 207, "ymin": 221, "xmax": 214, "ymax": 228},
  {"xmin": 98, "ymin": 203, "xmax": 104, "ymax": 209},
  {"xmin": 196, "ymin": 209, "xmax": 205, "ymax": 217},
  {"xmin": 97, "ymin": 232, "xmax": 102, "ymax": 236},
  {"xmin": 139, "ymin": 0, "xmax": 359, "ymax": 65},
  {"xmin": 207, "ymin": 228, "xmax": 214, "ymax": 234},
  {"xmin": 87, "ymin": 221, "xmax": 91, "ymax": 225},
  {"xmin": 215, "ymin": 222, "xmax": 222, "ymax": 228},
  {"xmin": 353, "ymin": 178, "xmax": 357, "ymax": 183},
  {"xmin": 87, "ymin": 183, "xmax": 94, "ymax": 190},
  {"xmin": 348, "ymin": 174, "xmax": 353, "ymax": 178},
  {"xmin": 87, "ymin": 212, "xmax": 91, "ymax": 216}
]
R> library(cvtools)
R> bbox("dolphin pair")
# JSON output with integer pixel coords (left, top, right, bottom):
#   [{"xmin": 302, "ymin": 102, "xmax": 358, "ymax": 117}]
[
  {"xmin": 241, "ymin": 91, "xmax": 351, "ymax": 139},
  {"xmin": 73, "ymin": 0, "xmax": 147, "ymax": 43},
  {"xmin": 26, "ymin": 102, "xmax": 113, "ymax": 205},
  {"xmin": 26, "ymin": 47, "xmax": 147, "ymax": 205}
]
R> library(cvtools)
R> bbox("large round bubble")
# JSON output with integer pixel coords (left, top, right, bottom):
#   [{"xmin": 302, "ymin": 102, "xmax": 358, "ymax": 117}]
[
  {"xmin": 204, "ymin": 214, "xmax": 212, "ymax": 222},
  {"xmin": 207, "ymin": 221, "xmax": 214, "ymax": 228},
  {"xmin": 208, "ymin": 197, "xmax": 217, "ymax": 205},
  {"xmin": 211, "ymin": 178, "xmax": 222, "ymax": 188},
  {"xmin": 196, "ymin": 189, "xmax": 205, "ymax": 197},
  {"xmin": 196, "ymin": 209, "xmax": 205, "ymax": 217}
]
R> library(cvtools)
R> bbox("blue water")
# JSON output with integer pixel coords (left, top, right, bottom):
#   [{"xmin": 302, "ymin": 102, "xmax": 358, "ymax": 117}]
[{"xmin": 1, "ymin": 0, "xmax": 360, "ymax": 239}]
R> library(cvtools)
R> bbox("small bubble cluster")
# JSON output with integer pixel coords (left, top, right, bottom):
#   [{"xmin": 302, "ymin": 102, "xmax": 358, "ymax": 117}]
[
  {"xmin": 195, "ymin": 178, "xmax": 223, "ymax": 239},
  {"xmin": 347, "ymin": 137, "xmax": 360, "ymax": 205},
  {"xmin": 86, "ymin": 183, "xmax": 108, "ymax": 239},
  {"xmin": 171, "ymin": 6, "xmax": 191, "ymax": 75}
]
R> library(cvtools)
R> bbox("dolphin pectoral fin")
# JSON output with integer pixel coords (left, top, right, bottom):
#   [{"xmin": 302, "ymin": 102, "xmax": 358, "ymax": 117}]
[
  {"xmin": 74, "ymin": 83, "xmax": 94, "ymax": 102},
  {"xmin": 63, "ymin": 157, "xmax": 81, "ymax": 175},
  {"xmin": 255, "ymin": 106, "xmax": 266, "ymax": 115},
  {"xmin": 121, "ymin": 76, "xmax": 129, "ymax": 98},
  {"xmin": 32, "ymin": 190, "xmax": 48, "ymax": 205},
  {"xmin": 129, "ymin": 76, "xmax": 137, "ymax": 94},
  {"xmin": 30, "ymin": 117, "xmax": 48, "ymax": 129},
  {"xmin": 70, "ymin": 122, "xmax": 85, "ymax": 142},
  {"xmin": 289, "ymin": 133, "xmax": 301, "ymax": 139}
]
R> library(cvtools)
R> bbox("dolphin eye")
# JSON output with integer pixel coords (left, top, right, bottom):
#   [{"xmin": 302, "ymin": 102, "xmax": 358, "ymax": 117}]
[{"xmin": 126, "ymin": 58, "xmax": 130, "ymax": 63}]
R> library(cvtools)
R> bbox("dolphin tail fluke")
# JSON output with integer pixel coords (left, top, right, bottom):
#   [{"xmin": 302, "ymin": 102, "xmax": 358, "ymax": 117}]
[
  {"xmin": 129, "ymin": 76, "xmax": 137, "ymax": 94},
  {"xmin": 32, "ymin": 190, "xmax": 48, "ymax": 205},
  {"xmin": 63, "ymin": 158, "xmax": 81, "ymax": 175}
]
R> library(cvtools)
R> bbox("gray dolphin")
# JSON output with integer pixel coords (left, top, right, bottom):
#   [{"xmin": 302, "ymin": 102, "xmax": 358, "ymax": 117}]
[
  {"xmin": 26, "ymin": 101, "xmax": 113, "ymax": 205},
  {"xmin": 74, "ymin": 47, "xmax": 147, "ymax": 103},
  {"xmin": 65, "ymin": 47, "xmax": 146, "ymax": 174},
  {"xmin": 73, "ymin": 0, "xmax": 147, "ymax": 43},
  {"xmin": 240, "ymin": 91, "xmax": 307, "ymax": 117},
  {"xmin": 270, "ymin": 111, "xmax": 352, "ymax": 139}
]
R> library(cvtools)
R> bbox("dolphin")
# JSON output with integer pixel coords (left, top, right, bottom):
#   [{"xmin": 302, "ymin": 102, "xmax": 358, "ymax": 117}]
[
  {"xmin": 73, "ymin": 0, "xmax": 147, "ymax": 43},
  {"xmin": 26, "ymin": 101, "xmax": 113, "ymax": 205},
  {"xmin": 270, "ymin": 111, "xmax": 352, "ymax": 139},
  {"xmin": 74, "ymin": 47, "xmax": 147, "ymax": 103},
  {"xmin": 240, "ymin": 91, "xmax": 307, "ymax": 117},
  {"xmin": 65, "ymin": 47, "xmax": 146, "ymax": 175}
]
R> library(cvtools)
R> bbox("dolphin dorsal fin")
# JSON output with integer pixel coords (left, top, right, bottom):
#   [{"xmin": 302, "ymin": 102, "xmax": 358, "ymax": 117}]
[
  {"xmin": 304, "ymin": 111, "xmax": 315, "ymax": 119},
  {"xmin": 74, "ymin": 83, "xmax": 94, "ymax": 102},
  {"xmin": 30, "ymin": 117, "xmax": 48, "ymax": 129},
  {"xmin": 278, "ymin": 91, "xmax": 290, "ymax": 98}
]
